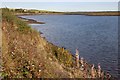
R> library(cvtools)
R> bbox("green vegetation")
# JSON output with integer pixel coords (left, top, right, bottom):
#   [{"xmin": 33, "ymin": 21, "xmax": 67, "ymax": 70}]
[
  {"xmin": 9, "ymin": 8, "xmax": 63, "ymax": 15},
  {"xmin": 2, "ymin": 8, "xmax": 32, "ymax": 33}
]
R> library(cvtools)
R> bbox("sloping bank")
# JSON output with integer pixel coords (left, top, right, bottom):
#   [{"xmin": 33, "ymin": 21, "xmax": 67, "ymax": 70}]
[{"xmin": 1, "ymin": 8, "xmax": 115, "ymax": 79}]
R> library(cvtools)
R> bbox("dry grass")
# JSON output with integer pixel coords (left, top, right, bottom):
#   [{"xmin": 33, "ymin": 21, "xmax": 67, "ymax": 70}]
[{"xmin": 1, "ymin": 8, "xmax": 79, "ymax": 78}]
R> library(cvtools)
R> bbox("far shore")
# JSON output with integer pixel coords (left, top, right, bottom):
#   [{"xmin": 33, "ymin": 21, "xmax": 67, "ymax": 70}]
[{"xmin": 15, "ymin": 11, "xmax": 120, "ymax": 16}]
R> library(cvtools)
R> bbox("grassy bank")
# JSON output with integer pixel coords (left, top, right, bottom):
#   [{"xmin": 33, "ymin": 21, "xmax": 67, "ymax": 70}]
[
  {"xmin": 1, "ymin": 8, "xmax": 115, "ymax": 79},
  {"xmin": 2, "ymin": 8, "xmax": 74, "ymax": 78}
]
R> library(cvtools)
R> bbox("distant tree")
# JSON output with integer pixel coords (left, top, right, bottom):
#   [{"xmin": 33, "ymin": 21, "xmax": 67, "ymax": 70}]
[{"xmin": 15, "ymin": 8, "xmax": 24, "ymax": 13}]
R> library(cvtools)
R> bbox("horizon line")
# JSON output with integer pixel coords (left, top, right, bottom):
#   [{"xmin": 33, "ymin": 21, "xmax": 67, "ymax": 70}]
[{"xmin": 1, "ymin": 7, "xmax": 119, "ymax": 12}]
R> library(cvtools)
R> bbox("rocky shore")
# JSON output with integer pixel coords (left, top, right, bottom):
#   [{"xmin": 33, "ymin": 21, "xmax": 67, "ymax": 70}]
[{"xmin": 18, "ymin": 16, "xmax": 45, "ymax": 24}]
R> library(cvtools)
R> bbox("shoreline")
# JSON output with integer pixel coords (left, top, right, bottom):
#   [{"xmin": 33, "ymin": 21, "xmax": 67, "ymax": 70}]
[
  {"xmin": 18, "ymin": 16, "xmax": 45, "ymax": 24},
  {"xmin": 15, "ymin": 12, "xmax": 120, "ymax": 16},
  {"xmin": 19, "ymin": 16, "xmax": 117, "ymax": 79}
]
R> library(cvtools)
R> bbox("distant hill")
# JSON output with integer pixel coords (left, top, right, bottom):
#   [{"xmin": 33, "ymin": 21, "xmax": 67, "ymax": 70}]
[
  {"xmin": 64, "ymin": 11, "xmax": 120, "ymax": 16},
  {"xmin": 5, "ymin": 8, "xmax": 120, "ymax": 16}
]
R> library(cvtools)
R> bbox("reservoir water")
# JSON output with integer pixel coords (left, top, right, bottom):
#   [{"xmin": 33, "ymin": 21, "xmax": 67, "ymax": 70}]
[{"xmin": 20, "ymin": 15, "xmax": 118, "ymax": 77}]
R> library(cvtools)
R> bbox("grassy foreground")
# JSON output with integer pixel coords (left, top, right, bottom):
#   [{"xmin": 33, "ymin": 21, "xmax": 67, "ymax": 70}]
[{"xmin": 1, "ymin": 8, "xmax": 115, "ymax": 79}]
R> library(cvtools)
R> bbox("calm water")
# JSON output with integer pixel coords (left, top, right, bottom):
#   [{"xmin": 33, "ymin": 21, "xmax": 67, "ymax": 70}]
[{"xmin": 20, "ymin": 15, "xmax": 118, "ymax": 77}]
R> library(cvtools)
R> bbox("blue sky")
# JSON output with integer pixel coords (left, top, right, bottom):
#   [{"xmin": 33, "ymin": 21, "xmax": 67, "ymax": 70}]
[{"xmin": 2, "ymin": 2, "xmax": 118, "ymax": 12}]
